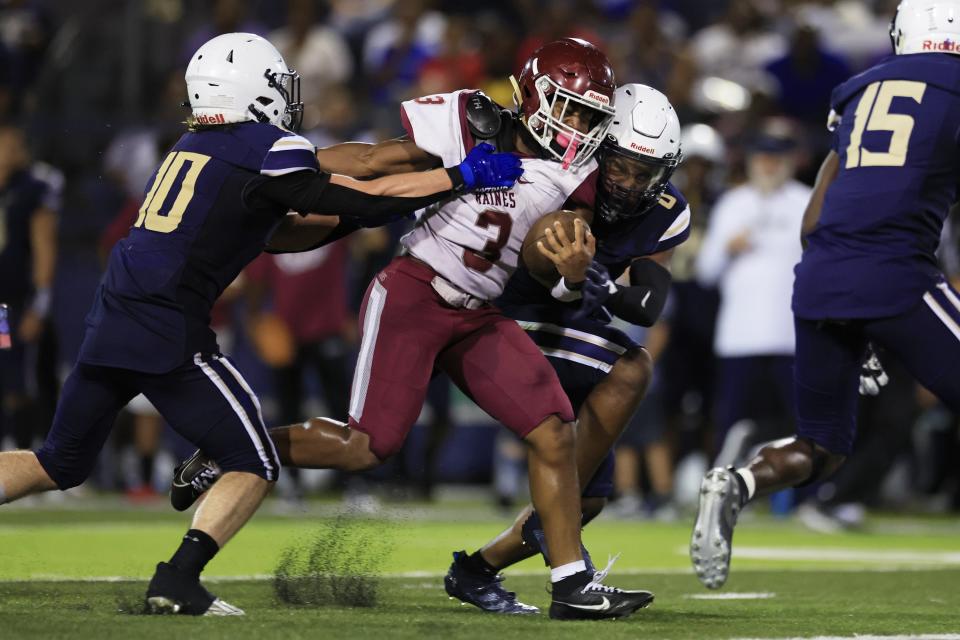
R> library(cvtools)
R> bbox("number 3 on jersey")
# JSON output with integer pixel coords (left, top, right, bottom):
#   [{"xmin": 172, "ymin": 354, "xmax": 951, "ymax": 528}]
[
  {"xmin": 136, "ymin": 151, "xmax": 211, "ymax": 233},
  {"xmin": 464, "ymin": 210, "xmax": 513, "ymax": 273},
  {"xmin": 846, "ymin": 80, "xmax": 926, "ymax": 169}
]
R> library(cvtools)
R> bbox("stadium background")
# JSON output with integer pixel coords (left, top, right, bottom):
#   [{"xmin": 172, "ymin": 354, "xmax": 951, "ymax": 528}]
[
  {"xmin": 0, "ymin": 0, "xmax": 960, "ymax": 638},
  {"xmin": 0, "ymin": 0, "xmax": 960, "ymax": 596}
]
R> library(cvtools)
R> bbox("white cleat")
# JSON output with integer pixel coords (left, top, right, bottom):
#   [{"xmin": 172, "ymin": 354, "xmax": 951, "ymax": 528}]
[
  {"xmin": 146, "ymin": 595, "xmax": 245, "ymax": 616},
  {"xmin": 690, "ymin": 467, "xmax": 742, "ymax": 590},
  {"xmin": 204, "ymin": 598, "xmax": 245, "ymax": 616}
]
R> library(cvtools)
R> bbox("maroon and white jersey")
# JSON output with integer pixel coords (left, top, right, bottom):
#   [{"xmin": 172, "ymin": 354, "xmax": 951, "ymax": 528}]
[{"xmin": 398, "ymin": 90, "xmax": 596, "ymax": 301}]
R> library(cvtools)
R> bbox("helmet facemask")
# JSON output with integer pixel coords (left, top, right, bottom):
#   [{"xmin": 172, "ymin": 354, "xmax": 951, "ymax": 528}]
[
  {"xmin": 595, "ymin": 140, "xmax": 680, "ymax": 223},
  {"xmin": 523, "ymin": 75, "xmax": 615, "ymax": 169},
  {"xmin": 249, "ymin": 68, "xmax": 304, "ymax": 132}
]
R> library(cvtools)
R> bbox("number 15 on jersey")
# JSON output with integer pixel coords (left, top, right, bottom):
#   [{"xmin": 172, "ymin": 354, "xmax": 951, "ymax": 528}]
[{"xmin": 845, "ymin": 80, "xmax": 926, "ymax": 169}]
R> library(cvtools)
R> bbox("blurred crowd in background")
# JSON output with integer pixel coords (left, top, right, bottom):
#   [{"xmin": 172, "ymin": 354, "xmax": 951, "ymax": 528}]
[{"xmin": 1, "ymin": 0, "xmax": 959, "ymax": 530}]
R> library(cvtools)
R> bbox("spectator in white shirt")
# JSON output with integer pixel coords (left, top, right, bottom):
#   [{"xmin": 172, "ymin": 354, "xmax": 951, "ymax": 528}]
[{"xmin": 696, "ymin": 125, "xmax": 811, "ymax": 463}]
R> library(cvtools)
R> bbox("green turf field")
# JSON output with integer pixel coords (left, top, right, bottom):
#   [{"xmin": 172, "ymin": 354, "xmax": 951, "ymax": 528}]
[{"xmin": 1, "ymin": 498, "xmax": 959, "ymax": 639}]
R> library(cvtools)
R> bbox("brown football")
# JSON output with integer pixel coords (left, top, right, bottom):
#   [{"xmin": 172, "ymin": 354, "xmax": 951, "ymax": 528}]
[{"xmin": 521, "ymin": 210, "xmax": 591, "ymax": 282}]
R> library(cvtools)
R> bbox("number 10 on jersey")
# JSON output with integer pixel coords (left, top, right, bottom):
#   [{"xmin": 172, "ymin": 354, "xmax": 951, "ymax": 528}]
[{"xmin": 136, "ymin": 151, "xmax": 211, "ymax": 233}]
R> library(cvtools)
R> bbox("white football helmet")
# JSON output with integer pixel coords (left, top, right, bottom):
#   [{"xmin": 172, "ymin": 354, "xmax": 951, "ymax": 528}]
[
  {"xmin": 890, "ymin": 0, "xmax": 960, "ymax": 56},
  {"xmin": 595, "ymin": 83, "xmax": 682, "ymax": 223},
  {"xmin": 185, "ymin": 33, "xmax": 303, "ymax": 131}
]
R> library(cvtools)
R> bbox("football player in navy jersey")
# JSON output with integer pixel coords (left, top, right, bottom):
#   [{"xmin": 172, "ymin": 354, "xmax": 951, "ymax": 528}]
[
  {"xmin": 691, "ymin": 0, "xmax": 960, "ymax": 590},
  {"xmin": 171, "ymin": 82, "xmax": 689, "ymax": 617},
  {"xmin": 0, "ymin": 32, "xmax": 521, "ymax": 615},
  {"xmin": 444, "ymin": 84, "xmax": 691, "ymax": 614}
]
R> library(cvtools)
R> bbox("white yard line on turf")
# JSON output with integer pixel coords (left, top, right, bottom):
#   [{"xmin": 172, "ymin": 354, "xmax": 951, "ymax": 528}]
[
  {"xmin": 682, "ymin": 546, "xmax": 960, "ymax": 564},
  {"xmin": 731, "ymin": 635, "xmax": 960, "ymax": 640},
  {"xmin": 684, "ymin": 592, "xmax": 776, "ymax": 600},
  {"xmin": 5, "ymin": 564, "xmax": 960, "ymax": 582}
]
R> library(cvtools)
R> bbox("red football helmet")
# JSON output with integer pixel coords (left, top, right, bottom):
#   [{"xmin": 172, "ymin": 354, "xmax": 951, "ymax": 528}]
[{"xmin": 511, "ymin": 38, "xmax": 616, "ymax": 169}]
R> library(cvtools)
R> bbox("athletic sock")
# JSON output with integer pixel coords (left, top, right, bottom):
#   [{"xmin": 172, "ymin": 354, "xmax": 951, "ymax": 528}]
[
  {"xmin": 169, "ymin": 529, "xmax": 220, "ymax": 577},
  {"xmin": 462, "ymin": 550, "xmax": 499, "ymax": 576},
  {"xmin": 734, "ymin": 468, "xmax": 756, "ymax": 504},
  {"xmin": 551, "ymin": 567, "xmax": 591, "ymax": 596},
  {"xmin": 550, "ymin": 560, "xmax": 587, "ymax": 583}
]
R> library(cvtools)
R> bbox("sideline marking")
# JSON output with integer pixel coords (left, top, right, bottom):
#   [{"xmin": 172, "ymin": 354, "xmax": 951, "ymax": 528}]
[
  {"xmin": 732, "ymin": 635, "xmax": 960, "ymax": 640},
  {"xmin": 4, "ymin": 564, "xmax": 960, "ymax": 583},
  {"xmin": 675, "ymin": 545, "xmax": 960, "ymax": 565},
  {"xmin": 684, "ymin": 592, "xmax": 775, "ymax": 600}
]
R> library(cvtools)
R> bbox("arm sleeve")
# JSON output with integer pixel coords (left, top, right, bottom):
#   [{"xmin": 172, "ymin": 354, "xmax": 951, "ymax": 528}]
[
  {"xmin": 247, "ymin": 170, "xmax": 453, "ymax": 221},
  {"xmin": 266, "ymin": 217, "xmax": 364, "ymax": 255},
  {"xmin": 605, "ymin": 259, "xmax": 672, "ymax": 327}
]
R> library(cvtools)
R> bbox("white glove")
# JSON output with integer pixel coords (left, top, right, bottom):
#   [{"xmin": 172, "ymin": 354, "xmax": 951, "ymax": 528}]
[{"xmin": 859, "ymin": 345, "xmax": 889, "ymax": 396}]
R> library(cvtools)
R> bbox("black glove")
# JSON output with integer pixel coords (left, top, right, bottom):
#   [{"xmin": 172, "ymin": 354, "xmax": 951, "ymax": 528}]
[{"xmin": 575, "ymin": 261, "xmax": 616, "ymax": 321}]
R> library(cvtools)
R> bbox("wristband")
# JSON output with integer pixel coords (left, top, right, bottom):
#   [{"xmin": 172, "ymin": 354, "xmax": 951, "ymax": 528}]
[
  {"xmin": 446, "ymin": 166, "xmax": 467, "ymax": 193},
  {"xmin": 550, "ymin": 277, "xmax": 583, "ymax": 302}
]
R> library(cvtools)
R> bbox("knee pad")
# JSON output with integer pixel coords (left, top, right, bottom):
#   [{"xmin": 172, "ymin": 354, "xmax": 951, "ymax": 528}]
[
  {"xmin": 34, "ymin": 446, "xmax": 93, "ymax": 490},
  {"xmin": 794, "ymin": 377, "xmax": 857, "ymax": 457}
]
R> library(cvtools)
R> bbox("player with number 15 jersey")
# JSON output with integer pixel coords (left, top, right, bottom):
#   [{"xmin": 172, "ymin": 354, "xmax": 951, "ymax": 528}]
[{"xmin": 691, "ymin": 0, "xmax": 960, "ymax": 592}]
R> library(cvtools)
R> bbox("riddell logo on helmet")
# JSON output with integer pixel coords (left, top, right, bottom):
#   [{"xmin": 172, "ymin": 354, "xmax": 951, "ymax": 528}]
[
  {"xmin": 584, "ymin": 90, "xmax": 610, "ymax": 105},
  {"xmin": 630, "ymin": 142, "xmax": 656, "ymax": 154},
  {"xmin": 922, "ymin": 39, "xmax": 960, "ymax": 51},
  {"xmin": 196, "ymin": 113, "xmax": 226, "ymax": 124}
]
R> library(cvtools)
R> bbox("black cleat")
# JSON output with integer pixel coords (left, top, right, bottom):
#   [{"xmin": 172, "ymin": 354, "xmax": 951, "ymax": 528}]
[
  {"xmin": 145, "ymin": 562, "xmax": 244, "ymax": 616},
  {"xmin": 170, "ymin": 450, "xmax": 221, "ymax": 512},
  {"xmin": 549, "ymin": 556, "xmax": 654, "ymax": 621},
  {"xmin": 520, "ymin": 510, "xmax": 596, "ymax": 574},
  {"xmin": 444, "ymin": 551, "xmax": 538, "ymax": 615}
]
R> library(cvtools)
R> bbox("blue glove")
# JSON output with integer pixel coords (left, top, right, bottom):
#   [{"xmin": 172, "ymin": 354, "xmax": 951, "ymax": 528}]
[
  {"xmin": 457, "ymin": 143, "xmax": 523, "ymax": 191},
  {"xmin": 575, "ymin": 261, "xmax": 616, "ymax": 321}
]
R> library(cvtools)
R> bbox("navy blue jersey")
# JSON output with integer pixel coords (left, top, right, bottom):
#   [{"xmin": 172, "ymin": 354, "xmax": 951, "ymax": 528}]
[
  {"xmin": 0, "ymin": 169, "xmax": 49, "ymax": 302},
  {"xmin": 498, "ymin": 181, "xmax": 690, "ymax": 311},
  {"xmin": 794, "ymin": 54, "xmax": 960, "ymax": 319},
  {"xmin": 79, "ymin": 122, "xmax": 321, "ymax": 374}
]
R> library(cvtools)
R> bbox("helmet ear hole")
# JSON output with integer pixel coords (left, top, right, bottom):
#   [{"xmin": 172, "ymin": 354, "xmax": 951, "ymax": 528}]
[{"xmin": 256, "ymin": 97, "xmax": 273, "ymax": 105}]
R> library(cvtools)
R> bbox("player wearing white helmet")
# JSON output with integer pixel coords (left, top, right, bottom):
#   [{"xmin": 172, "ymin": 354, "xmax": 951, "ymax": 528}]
[
  {"xmin": 439, "ymin": 83, "xmax": 693, "ymax": 614},
  {"xmin": 185, "ymin": 32, "xmax": 304, "ymax": 131},
  {"xmin": 169, "ymin": 41, "xmax": 670, "ymax": 621},
  {"xmin": 692, "ymin": 0, "xmax": 960, "ymax": 590},
  {"xmin": 0, "ymin": 31, "xmax": 522, "ymax": 617}
]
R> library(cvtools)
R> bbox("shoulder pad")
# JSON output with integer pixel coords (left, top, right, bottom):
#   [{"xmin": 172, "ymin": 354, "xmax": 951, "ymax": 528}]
[{"xmin": 465, "ymin": 92, "xmax": 503, "ymax": 139}]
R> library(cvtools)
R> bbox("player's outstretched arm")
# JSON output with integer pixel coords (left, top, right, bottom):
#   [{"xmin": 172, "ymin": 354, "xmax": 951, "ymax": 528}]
[
  {"xmin": 253, "ymin": 144, "xmax": 522, "ymax": 248},
  {"xmin": 316, "ymin": 137, "xmax": 441, "ymax": 178},
  {"xmin": 801, "ymin": 150, "xmax": 839, "ymax": 249},
  {"xmin": 265, "ymin": 213, "xmax": 344, "ymax": 253}
]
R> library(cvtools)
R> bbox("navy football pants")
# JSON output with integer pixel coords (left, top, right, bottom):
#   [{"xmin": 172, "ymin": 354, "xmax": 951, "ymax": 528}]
[
  {"xmin": 796, "ymin": 279, "xmax": 960, "ymax": 456},
  {"xmin": 35, "ymin": 353, "xmax": 279, "ymax": 489}
]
